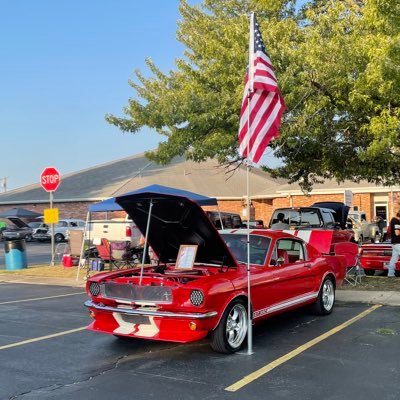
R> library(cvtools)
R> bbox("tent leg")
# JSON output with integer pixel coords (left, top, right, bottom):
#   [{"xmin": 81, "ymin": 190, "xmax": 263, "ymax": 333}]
[{"xmin": 76, "ymin": 211, "xmax": 90, "ymax": 281}]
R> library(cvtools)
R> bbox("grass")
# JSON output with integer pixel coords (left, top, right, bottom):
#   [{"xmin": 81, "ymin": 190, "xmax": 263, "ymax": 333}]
[
  {"xmin": 376, "ymin": 328, "xmax": 396, "ymax": 336},
  {"xmin": 0, "ymin": 264, "xmax": 104, "ymax": 279},
  {"xmin": 340, "ymin": 276, "xmax": 400, "ymax": 291}
]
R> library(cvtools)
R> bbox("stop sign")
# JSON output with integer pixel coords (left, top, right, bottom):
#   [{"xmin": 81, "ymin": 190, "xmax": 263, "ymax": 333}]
[{"xmin": 41, "ymin": 167, "xmax": 61, "ymax": 192}]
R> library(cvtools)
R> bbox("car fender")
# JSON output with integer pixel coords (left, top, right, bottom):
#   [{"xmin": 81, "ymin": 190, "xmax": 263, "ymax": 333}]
[{"xmin": 210, "ymin": 290, "xmax": 249, "ymax": 331}]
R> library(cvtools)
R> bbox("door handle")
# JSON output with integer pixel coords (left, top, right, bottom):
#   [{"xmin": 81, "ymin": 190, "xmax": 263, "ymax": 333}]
[{"xmin": 304, "ymin": 263, "xmax": 312, "ymax": 268}]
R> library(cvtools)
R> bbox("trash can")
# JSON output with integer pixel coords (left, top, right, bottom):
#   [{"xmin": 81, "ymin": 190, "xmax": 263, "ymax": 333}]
[{"xmin": 4, "ymin": 239, "xmax": 27, "ymax": 270}]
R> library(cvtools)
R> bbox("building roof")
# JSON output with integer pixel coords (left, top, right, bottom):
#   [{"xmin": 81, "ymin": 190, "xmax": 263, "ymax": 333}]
[
  {"xmin": 1, "ymin": 153, "xmax": 396, "ymax": 206},
  {"xmin": 0, "ymin": 153, "xmax": 284, "ymax": 205}
]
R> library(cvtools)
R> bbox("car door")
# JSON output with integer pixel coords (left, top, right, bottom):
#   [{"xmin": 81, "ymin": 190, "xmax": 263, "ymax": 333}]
[{"xmin": 266, "ymin": 238, "xmax": 316, "ymax": 310}]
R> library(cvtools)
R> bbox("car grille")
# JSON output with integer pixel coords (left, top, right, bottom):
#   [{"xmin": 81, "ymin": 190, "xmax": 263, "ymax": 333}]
[{"xmin": 100, "ymin": 282, "xmax": 173, "ymax": 304}]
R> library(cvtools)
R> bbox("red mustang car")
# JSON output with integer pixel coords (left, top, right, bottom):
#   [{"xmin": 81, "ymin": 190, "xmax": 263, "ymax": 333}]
[
  {"xmin": 360, "ymin": 242, "xmax": 400, "ymax": 277},
  {"xmin": 85, "ymin": 190, "xmax": 348, "ymax": 354}
]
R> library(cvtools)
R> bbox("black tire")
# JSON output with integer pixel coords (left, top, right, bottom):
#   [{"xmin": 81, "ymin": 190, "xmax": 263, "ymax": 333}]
[
  {"xmin": 395, "ymin": 271, "xmax": 400, "ymax": 278},
  {"xmin": 364, "ymin": 269, "xmax": 375, "ymax": 276},
  {"xmin": 25, "ymin": 234, "xmax": 33, "ymax": 242},
  {"xmin": 210, "ymin": 299, "xmax": 248, "ymax": 354},
  {"xmin": 54, "ymin": 233, "xmax": 64, "ymax": 243},
  {"xmin": 311, "ymin": 276, "xmax": 335, "ymax": 315}
]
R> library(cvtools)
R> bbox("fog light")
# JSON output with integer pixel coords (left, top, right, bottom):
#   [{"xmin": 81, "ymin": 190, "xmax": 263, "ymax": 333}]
[
  {"xmin": 89, "ymin": 282, "xmax": 101, "ymax": 296},
  {"xmin": 190, "ymin": 290, "xmax": 204, "ymax": 306},
  {"xmin": 189, "ymin": 322, "xmax": 197, "ymax": 331}
]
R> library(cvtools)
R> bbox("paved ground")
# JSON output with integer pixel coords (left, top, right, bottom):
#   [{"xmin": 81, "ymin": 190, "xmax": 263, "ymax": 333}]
[{"xmin": 0, "ymin": 282, "xmax": 399, "ymax": 400}]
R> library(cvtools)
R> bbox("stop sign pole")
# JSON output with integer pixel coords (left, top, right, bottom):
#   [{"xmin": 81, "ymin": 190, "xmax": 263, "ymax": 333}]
[{"xmin": 40, "ymin": 167, "xmax": 61, "ymax": 266}]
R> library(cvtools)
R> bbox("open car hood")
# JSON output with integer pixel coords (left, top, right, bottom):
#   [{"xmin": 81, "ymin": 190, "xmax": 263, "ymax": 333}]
[
  {"xmin": 116, "ymin": 192, "xmax": 237, "ymax": 268},
  {"xmin": 7, "ymin": 217, "xmax": 30, "ymax": 228}
]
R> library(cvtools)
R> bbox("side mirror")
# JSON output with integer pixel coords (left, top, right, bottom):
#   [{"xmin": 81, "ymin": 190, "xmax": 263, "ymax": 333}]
[{"xmin": 276, "ymin": 256, "xmax": 285, "ymax": 266}]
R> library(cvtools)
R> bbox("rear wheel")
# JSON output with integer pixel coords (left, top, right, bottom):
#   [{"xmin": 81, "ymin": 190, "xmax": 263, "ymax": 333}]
[
  {"xmin": 210, "ymin": 299, "xmax": 248, "ymax": 354},
  {"xmin": 311, "ymin": 277, "xmax": 335, "ymax": 315},
  {"xmin": 25, "ymin": 234, "xmax": 33, "ymax": 242},
  {"xmin": 364, "ymin": 269, "xmax": 375, "ymax": 276}
]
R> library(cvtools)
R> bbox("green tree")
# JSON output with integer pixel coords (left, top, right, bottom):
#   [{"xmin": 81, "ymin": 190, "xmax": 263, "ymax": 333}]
[{"xmin": 106, "ymin": 0, "xmax": 400, "ymax": 191}]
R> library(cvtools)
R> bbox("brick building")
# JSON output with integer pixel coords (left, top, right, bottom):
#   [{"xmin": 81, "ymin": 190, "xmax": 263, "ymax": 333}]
[{"xmin": 0, "ymin": 153, "xmax": 399, "ymax": 226}]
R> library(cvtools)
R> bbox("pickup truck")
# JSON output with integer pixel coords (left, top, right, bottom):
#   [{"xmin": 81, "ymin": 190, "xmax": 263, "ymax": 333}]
[
  {"xmin": 347, "ymin": 211, "xmax": 379, "ymax": 243},
  {"xmin": 81, "ymin": 218, "xmax": 142, "ymax": 247},
  {"xmin": 268, "ymin": 203, "xmax": 354, "ymax": 246}
]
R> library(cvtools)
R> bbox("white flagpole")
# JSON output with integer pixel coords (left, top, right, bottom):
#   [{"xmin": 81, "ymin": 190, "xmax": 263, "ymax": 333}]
[
  {"xmin": 139, "ymin": 200, "xmax": 153, "ymax": 285},
  {"xmin": 246, "ymin": 12, "xmax": 255, "ymax": 355}
]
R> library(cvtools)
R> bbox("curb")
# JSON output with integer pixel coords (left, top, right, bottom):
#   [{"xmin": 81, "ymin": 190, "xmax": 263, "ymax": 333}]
[
  {"xmin": 0, "ymin": 274, "xmax": 86, "ymax": 288},
  {"xmin": 336, "ymin": 290, "xmax": 400, "ymax": 307},
  {"xmin": 0, "ymin": 274, "xmax": 399, "ymax": 306}
]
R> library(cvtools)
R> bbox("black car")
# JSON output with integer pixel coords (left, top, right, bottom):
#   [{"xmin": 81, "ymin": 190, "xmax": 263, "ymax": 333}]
[{"xmin": 2, "ymin": 218, "xmax": 37, "ymax": 241}]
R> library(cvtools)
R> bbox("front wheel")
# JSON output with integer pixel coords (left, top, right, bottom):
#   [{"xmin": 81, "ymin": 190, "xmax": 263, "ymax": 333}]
[
  {"xmin": 311, "ymin": 277, "xmax": 335, "ymax": 315},
  {"xmin": 54, "ymin": 233, "xmax": 64, "ymax": 243},
  {"xmin": 364, "ymin": 269, "xmax": 375, "ymax": 276},
  {"xmin": 210, "ymin": 299, "xmax": 248, "ymax": 354}
]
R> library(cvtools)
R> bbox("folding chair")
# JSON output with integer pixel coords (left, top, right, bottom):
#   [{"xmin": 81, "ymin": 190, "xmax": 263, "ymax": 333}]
[
  {"xmin": 96, "ymin": 238, "xmax": 133, "ymax": 270},
  {"xmin": 334, "ymin": 242, "xmax": 363, "ymax": 286},
  {"xmin": 55, "ymin": 243, "xmax": 69, "ymax": 265}
]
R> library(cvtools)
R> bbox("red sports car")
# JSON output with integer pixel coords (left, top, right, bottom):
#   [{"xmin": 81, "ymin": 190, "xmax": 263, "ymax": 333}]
[
  {"xmin": 360, "ymin": 242, "xmax": 400, "ymax": 276},
  {"xmin": 85, "ymin": 190, "xmax": 348, "ymax": 353}
]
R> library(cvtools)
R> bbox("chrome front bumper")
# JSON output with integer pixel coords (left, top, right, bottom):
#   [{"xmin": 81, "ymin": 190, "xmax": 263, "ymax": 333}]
[{"xmin": 84, "ymin": 300, "xmax": 217, "ymax": 319}]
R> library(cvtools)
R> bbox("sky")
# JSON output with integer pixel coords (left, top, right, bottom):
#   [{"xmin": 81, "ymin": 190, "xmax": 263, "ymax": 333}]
[{"xmin": 0, "ymin": 0, "xmax": 279, "ymax": 191}]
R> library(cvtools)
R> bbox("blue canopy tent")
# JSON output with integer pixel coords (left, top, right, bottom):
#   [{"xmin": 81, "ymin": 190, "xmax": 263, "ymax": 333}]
[
  {"xmin": 78, "ymin": 185, "xmax": 218, "ymax": 279},
  {"xmin": 89, "ymin": 184, "xmax": 218, "ymax": 212}
]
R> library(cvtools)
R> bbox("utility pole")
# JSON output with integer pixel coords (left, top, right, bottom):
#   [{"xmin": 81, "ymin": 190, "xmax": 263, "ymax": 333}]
[{"xmin": 1, "ymin": 177, "xmax": 8, "ymax": 192}]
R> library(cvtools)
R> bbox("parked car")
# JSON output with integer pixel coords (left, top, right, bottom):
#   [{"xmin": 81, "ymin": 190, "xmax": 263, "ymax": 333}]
[
  {"xmin": 205, "ymin": 211, "xmax": 243, "ymax": 229},
  {"xmin": 2, "ymin": 218, "xmax": 37, "ymax": 241},
  {"xmin": 359, "ymin": 242, "xmax": 400, "ymax": 277},
  {"xmin": 268, "ymin": 204, "xmax": 354, "ymax": 249},
  {"xmin": 81, "ymin": 217, "xmax": 142, "ymax": 247},
  {"xmin": 33, "ymin": 219, "xmax": 86, "ymax": 242},
  {"xmin": 347, "ymin": 211, "xmax": 379, "ymax": 243},
  {"xmin": 0, "ymin": 221, "xmax": 7, "ymax": 241},
  {"xmin": 243, "ymin": 219, "xmax": 265, "ymax": 229},
  {"xmin": 84, "ymin": 189, "xmax": 348, "ymax": 354}
]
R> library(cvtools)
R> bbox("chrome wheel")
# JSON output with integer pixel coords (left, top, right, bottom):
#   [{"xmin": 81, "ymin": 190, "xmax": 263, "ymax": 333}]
[
  {"xmin": 225, "ymin": 303, "xmax": 248, "ymax": 349},
  {"xmin": 211, "ymin": 299, "xmax": 249, "ymax": 353},
  {"xmin": 322, "ymin": 279, "xmax": 335, "ymax": 312}
]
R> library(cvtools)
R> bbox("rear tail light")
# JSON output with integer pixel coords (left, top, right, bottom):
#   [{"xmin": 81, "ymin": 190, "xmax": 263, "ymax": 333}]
[{"xmin": 126, "ymin": 225, "xmax": 132, "ymax": 238}]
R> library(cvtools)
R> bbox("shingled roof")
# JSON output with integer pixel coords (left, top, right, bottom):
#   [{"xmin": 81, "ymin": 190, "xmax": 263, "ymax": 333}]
[{"xmin": 0, "ymin": 153, "xmax": 286, "ymax": 205}]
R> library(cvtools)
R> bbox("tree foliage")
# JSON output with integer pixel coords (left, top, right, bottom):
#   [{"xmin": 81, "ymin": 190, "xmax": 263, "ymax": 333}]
[{"xmin": 106, "ymin": 0, "xmax": 400, "ymax": 191}]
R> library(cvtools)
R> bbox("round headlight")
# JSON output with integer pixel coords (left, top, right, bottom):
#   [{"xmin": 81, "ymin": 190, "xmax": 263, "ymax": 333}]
[
  {"xmin": 89, "ymin": 282, "xmax": 101, "ymax": 297},
  {"xmin": 190, "ymin": 290, "xmax": 204, "ymax": 306}
]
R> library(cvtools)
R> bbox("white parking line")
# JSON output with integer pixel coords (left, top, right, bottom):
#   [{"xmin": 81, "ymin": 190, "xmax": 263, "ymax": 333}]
[
  {"xmin": 0, "ymin": 292, "xmax": 86, "ymax": 305},
  {"xmin": 0, "ymin": 327, "xmax": 87, "ymax": 351}
]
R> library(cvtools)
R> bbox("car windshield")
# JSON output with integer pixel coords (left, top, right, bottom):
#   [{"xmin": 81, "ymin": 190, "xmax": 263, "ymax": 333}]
[
  {"xmin": 221, "ymin": 234, "xmax": 271, "ymax": 265},
  {"xmin": 28, "ymin": 222, "xmax": 42, "ymax": 228},
  {"xmin": 272, "ymin": 210, "xmax": 323, "ymax": 228}
]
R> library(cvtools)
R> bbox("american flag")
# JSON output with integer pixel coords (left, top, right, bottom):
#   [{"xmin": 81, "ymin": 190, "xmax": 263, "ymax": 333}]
[{"xmin": 238, "ymin": 13, "xmax": 285, "ymax": 163}]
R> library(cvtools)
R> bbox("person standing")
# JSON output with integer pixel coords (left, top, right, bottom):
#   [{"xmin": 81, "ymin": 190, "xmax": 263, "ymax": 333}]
[
  {"xmin": 387, "ymin": 211, "xmax": 400, "ymax": 277},
  {"xmin": 271, "ymin": 212, "xmax": 289, "ymax": 230}
]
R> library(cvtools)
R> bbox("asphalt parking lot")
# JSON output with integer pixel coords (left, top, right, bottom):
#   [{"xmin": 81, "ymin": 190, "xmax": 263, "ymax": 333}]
[{"xmin": 0, "ymin": 283, "xmax": 399, "ymax": 400}]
